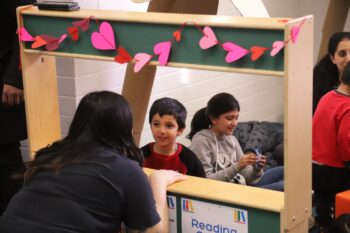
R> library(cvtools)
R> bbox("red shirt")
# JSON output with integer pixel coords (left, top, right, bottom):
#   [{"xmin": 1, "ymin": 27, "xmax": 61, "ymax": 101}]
[
  {"xmin": 313, "ymin": 90, "xmax": 350, "ymax": 168},
  {"xmin": 143, "ymin": 143, "xmax": 188, "ymax": 174}
]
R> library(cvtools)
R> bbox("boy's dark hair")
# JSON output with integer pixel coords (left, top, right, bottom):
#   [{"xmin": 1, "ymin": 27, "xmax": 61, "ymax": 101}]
[
  {"xmin": 340, "ymin": 62, "xmax": 350, "ymax": 85},
  {"xmin": 149, "ymin": 97, "xmax": 187, "ymax": 129}
]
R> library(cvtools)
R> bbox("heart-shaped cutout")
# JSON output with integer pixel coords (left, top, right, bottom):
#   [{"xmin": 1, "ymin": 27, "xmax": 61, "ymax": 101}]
[
  {"xmin": 68, "ymin": 27, "xmax": 79, "ymax": 41},
  {"xmin": 18, "ymin": 27, "xmax": 34, "ymax": 42},
  {"xmin": 91, "ymin": 21, "xmax": 116, "ymax": 50},
  {"xmin": 250, "ymin": 46, "xmax": 267, "ymax": 61},
  {"xmin": 199, "ymin": 26, "xmax": 218, "ymax": 49},
  {"xmin": 115, "ymin": 46, "xmax": 132, "ymax": 64},
  {"xmin": 41, "ymin": 35, "xmax": 59, "ymax": 51},
  {"xmin": 153, "ymin": 41, "xmax": 172, "ymax": 66},
  {"xmin": 270, "ymin": 41, "xmax": 285, "ymax": 57},
  {"xmin": 173, "ymin": 30, "xmax": 181, "ymax": 42},
  {"xmin": 72, "ymin": 18, "xmax": 90, "ymax": 32},
  {"xmin": 31, "ymin": 36, "xmax": 47, "ymax": 49},
  {"xmin": 134, "ymin": 53, "xmax": 152, "ymax": 73},
  {"xmin": 222, "ymin": 42, "xmax": 249, "ymax": 63},
  {"xmin": 290, "ymin": 26, "xmax": 300, "ymax": 44}
]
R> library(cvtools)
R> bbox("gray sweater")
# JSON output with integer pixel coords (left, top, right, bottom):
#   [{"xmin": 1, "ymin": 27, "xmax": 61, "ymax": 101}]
[{"xmin": 190, "ymin": 129, "xmax": 263, "ymax": 184}]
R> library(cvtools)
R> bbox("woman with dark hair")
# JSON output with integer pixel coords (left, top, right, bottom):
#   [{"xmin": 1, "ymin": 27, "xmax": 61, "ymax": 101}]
[
  {"xmin": 312, "ymin": 61, "xmax": 350, "ymax": 229},
  {"xmin": 0, "ymin": 91, "xmax": 186, "ymax": 233},
  {"xmin": 313, "ymin": 32, "xmax": 350, "ymax": 113},
  {"xmin": 188, "ymin": 93, "xmax": 284, "ymax": 191}
]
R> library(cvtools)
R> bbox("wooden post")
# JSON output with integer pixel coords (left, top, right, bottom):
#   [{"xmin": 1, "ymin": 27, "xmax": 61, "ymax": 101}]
[{"xmin": 20, "ymin": 53, "xmax": 61, "ymax": 159}]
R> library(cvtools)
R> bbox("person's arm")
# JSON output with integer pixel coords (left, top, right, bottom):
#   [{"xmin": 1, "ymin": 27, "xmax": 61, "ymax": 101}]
[
  {"xmin": 125, "ymin": 170, "xmax": 186, "ymax": 233},
  {"xmin": 179, "ymin": 146, "xmax": 206, "ymax": 178},
  {"xmin": 337, "ymin": 111, "xmax": 350, "ymax": 167}
]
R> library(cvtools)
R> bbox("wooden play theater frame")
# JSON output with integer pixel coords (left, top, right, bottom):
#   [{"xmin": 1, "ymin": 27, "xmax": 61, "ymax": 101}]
[{"xmin": 17, "ymin": 6, "xmax": 313, "ymax": 233}]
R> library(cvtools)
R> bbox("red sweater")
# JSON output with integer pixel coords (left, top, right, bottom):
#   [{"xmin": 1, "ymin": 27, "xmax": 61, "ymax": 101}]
[{"xmin": 313, "ymin": 90, "xmax": 350, "ymax": 168}]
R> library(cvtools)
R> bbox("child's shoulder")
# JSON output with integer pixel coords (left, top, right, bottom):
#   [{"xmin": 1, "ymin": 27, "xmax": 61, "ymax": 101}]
[{"xmin": 141, "ymin": 143, "xmax": 153, "ymax": 158}]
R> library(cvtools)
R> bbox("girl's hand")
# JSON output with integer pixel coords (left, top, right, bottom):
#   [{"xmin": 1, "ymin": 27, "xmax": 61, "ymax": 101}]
[
  {"xmin": 256, "ymin": 155, "xmax": 267, "ymax": 169},
  {"xmin": 238, "ymin": 153, "xmax": 257, "ymax": 169}
]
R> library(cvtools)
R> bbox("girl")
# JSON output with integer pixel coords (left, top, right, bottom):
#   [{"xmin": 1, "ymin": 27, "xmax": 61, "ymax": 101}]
[
  {"xmin": 0, "ymin": 91, "xmax": 186, "ymax": 233},
  {"xmin": 313, "ymin": 32, "xmax": 350, "ymax": 113},
  {"xmin": 188, "ymin": 92, "xmax": 284, "ymax": 191}
]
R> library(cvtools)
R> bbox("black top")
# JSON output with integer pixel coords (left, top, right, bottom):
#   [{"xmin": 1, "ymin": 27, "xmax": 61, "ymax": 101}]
[
  {"xmin": 0, "ymin": 0, "xmax": 34, "ymax": 143},
  {"xmin": 0, "ymin": 148, "xmax": 160, "ymax": 233}
]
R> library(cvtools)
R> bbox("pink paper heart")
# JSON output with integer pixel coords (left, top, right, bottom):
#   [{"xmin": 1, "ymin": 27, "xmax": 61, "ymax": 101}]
[
  {"xmin": 222, "ymin": 42, "xmax": 249, "ymax": 63},
  {"xmin": 270, "ymin": 41, "xmax": 285, "ymax": 57},
  {"xmin": 59, "ymin": 34, "xmax": 67, "ymax": 43},
  {"xmin": 18, "ymin": 27, "xmax": 34, "ymax": 42},
  {"xmin": 91, "ymin": 21, "xmax": 116, "ymax": 50},
  {"xmin": 290, "ymin": 26, "xmax": 300, "ymax": 44},
  {"xmin": 153, "ymin": 41, "xmax": 171, "ymax": 66},
  {"xmin": 199, "ymin": 26, "xmax": 218, "ymax": 49},
  {"xmin": 134, "ymin": 53, "xmax": 152, "ymax": 73}
]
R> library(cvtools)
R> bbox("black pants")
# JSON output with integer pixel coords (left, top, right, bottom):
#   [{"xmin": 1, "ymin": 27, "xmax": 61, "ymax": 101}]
[
  {"xmin": 312, "ymin": 163, "xmax": 350, "ymax": 227},
  {"xmin": 0, "ymin": 142, "xmax": 24, "ymax": 215}
]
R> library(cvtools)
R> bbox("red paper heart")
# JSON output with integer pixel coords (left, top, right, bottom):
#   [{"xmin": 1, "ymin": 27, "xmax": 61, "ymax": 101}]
[
  {"xmin": 278, "ymin": 19, "xmax": 289, "ymax": 23},
  {"xmin": 68, "ymin": 27, "xmax": 79, "ymax": 41},
  {"xmin": 173, "ymin": 30, "xmax": 181, "ymax": 42},
  {"xmin": 114, "ymin": 46, "xmax": 132, "ymax": 64},
  {"xmin": 72, "ymin": 18, "xmax": 90, "ymax": 32},
  {"xmin": 250, "ymin": 46, "xmax": 267, "ymax": 61},
  {"xmin": 31, "ymin": 36, "xmax": 47, "ymax": 49}
]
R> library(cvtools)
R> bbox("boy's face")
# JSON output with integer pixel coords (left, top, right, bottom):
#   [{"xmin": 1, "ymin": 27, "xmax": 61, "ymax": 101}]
[{"xmin": 150, "ymin": 113, "xmax": 183, "ymax": 149}]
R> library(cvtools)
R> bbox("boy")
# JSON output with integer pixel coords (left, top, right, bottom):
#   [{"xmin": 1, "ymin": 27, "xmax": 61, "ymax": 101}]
[{"xmin": 142, "ymin": 97, "xmax": 205, "ymax": 178}]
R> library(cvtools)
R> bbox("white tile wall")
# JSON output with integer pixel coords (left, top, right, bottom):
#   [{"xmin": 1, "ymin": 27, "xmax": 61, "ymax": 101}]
[{"xmin": 21, "ymin": 0, "xmax": 350, "ymax": 158}]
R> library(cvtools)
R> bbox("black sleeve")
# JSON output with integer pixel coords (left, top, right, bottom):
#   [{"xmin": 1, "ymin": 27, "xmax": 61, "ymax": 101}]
[
  {"xmin": 179, "ymin": 145, "xmax": 206, "ymax": 178},
  {"xmin": 122, "ymin": 161, "xmax": 160, "ymax": 230},
  {"xmin": 2, "ymin": 0, "xmax": 35, "ymax": 89},
  {"xmin": 141, "ymin": 144, "xmax": 151, "ymax": 159},
  {"xmin": 3, "ymin": 39, "xmax": 22, "ymax": 89}
]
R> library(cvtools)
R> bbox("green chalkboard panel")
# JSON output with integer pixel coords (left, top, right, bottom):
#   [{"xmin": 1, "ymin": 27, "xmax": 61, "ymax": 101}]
[
  {"xmin": 23, "ymin": 15, "xmax": 284, "ymax": 71},
  {"xmin": 170, "ymin": 193, "xmax": 280, "ymax": 233}
]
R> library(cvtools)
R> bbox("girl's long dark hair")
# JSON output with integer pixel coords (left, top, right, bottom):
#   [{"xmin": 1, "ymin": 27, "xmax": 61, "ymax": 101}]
[
  {"xmin": 25, "ymin": 91, "xmax": 143, "ymax": 181},
  {"xmin": 313, "ymin": 32, "xmax": 350, "ymax": 113},
  {"xmin": 187, "ymin": 92, "xmax": 240, "ymax": 140}
]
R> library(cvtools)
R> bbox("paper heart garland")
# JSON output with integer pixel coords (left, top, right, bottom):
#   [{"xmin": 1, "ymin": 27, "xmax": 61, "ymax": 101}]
[
  {"xmin": 72, "ymin": 18, "xmax": 90, "ymax": 32},
  {"xmin": 41, "ymin": 34, "xmax": 67, "ymax": 51},
  {"xmin": 31, "ymin": 36, "xmax": 47, "ymax": 49},
  {"xmin": 91, "ymin": 21, "xmax": 116, "ymax": 50},
  {"xmin": 250, "ymin": 46, "xmax": 268, "ymax": 61},
  {"xmin": 154, "ymin": 41, "xmax": 172, "ymax": 66},
  {"xmin": 270, "ymin": 41, "xmax": 285, "ymax": 56},
  {"xmin": 134, "ymin": 53, "xmax": 152, "ymax": 73},
  {"xmin": 114, "ymin": 46, "xmax": 132, "ymax": 64},
  {"xmin": 68, "ymin": 27, "xmax": 79, "ymax": 41},
  {"xmin": 290, "ymin": 26, "xmax": 300, "ymax": 44},
  {"xmin": 199, "ymin": 26, "xmax": 218, "ymax": 49},
  {"xmin": 222, "ymin": 42, "xmax": 249, "ymax": 63},
  {"xmin": 18, "ymin": 27, "xmax": 34, "ymax": 41}
]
